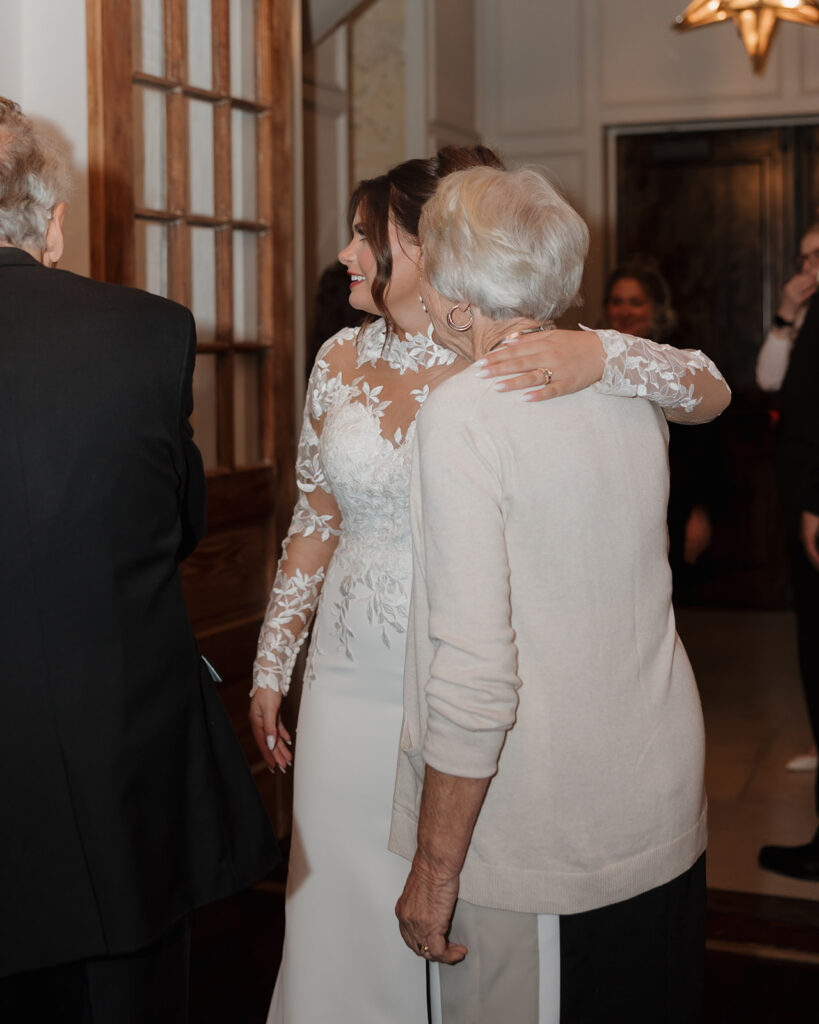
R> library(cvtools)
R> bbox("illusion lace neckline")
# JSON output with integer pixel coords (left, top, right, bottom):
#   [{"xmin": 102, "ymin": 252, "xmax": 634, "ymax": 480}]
[{"xmin": 355, "ymin": 319, "xmax": 458, "ymax": 375}]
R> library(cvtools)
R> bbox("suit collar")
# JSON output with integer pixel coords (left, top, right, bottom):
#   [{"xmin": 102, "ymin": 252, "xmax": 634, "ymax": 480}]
[{"xmin": 0, "ymin": 246, "xmax": 43, "ymax": 269}]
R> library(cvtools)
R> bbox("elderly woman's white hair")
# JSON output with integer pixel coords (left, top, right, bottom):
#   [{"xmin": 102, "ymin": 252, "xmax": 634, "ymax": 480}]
[
  {"xmin": 0, "ymin": 97, "xmax": 72, "ymax": 249},
  {"xmin": 420, "ymin": 165, "xmax": 589, "ymax": 322}
]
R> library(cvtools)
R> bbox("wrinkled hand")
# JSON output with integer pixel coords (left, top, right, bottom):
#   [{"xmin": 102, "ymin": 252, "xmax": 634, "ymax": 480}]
[
  {"xmin": 683, "ymin": 505, "xmax": 712, "ymax": 566},
  {"xmin": 475, "ymin": 329, "xmax": 606, "ymax": 402},
  {"xmin": 396, "ymin": 859, "xmax": 466, "ymax": 965},
  {"xmin": 801, "ymin": 510, "xmax": 819, "ymax": 572},
  {"xmin": 779, "ymin": 271, "xmax": 817, "ymax": 322},
  {"xmin": 249, "ymin": 687, "xmax": 293, "ymax": 773}
]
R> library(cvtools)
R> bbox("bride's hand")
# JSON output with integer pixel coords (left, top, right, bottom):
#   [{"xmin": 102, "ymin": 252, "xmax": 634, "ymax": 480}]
[
  {"xmin": 249, "ymin": 687, "xmax": 293, "ymax": 773},
  {"xmin": 475, "ymin": 328, "xmax": 606, "ymax": 402}
]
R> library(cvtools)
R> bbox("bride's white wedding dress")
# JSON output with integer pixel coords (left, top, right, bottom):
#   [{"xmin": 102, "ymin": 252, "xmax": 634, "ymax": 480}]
[
  {"xmin": 255, "ymin": 320, "xmax": 459, "ymax": 1022},
  {"xmin": 252, "ymin": 320, "xmax": 726, "ymax": 1023}
]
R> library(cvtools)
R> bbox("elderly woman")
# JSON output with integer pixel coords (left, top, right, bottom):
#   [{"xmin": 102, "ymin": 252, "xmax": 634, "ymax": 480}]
[{"xmin": 391, "ymin": 167, "xmax": 730, "ymax": 1024}]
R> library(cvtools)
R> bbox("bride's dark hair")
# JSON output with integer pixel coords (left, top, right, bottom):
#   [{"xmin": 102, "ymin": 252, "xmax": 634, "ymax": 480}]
[{"xmin": 348, "ymin": 145, "xmax": 504, "ymax": 335}]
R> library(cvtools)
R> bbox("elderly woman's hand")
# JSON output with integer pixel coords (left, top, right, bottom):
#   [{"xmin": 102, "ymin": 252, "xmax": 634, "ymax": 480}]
[
  {"xmin": 396, "ymin": 860, "xmax": 467, "ymax": 965},
  {"xmin": 475, "ymin": 328, "xmax": 606, "ymax": 402}
]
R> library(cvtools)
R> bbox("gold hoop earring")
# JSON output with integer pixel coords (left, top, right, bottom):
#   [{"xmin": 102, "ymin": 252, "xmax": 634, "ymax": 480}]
[{"xmin": 446, "ymin": 304, "xmax": 473, "ymax": 332}]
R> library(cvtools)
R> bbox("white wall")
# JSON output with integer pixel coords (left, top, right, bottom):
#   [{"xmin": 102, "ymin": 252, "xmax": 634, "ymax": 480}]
[
  {"xmin": 477, "ymin": 0, "xmax": 819, "ymax": 325},
  {"xmin": 303, "ymin": 0, "xmax": 480, "ymax": 305},
  {"xmin": 426, "ymin": 0, "xmax": 479, "ymax": 152},
  {"xmin": 0, "ymin": 0, "xmax": 90, "ymax": 276}
]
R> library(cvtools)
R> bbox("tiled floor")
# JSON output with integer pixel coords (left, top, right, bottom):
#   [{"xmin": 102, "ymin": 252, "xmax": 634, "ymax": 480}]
[{"xmin": 677, "ymin": 607, "xmax": 819, "ymax": 902}]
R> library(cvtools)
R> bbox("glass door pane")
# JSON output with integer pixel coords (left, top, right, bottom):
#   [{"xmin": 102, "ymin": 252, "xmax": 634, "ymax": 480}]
[
  {"xmin": 134, "ymin": 221, "xmax": 169, "ymax": 297},
  {"xmin": 233, "ymin": 231, "xmax": 258, "ymax": 340},
  {"xmin": 188, "ymin": 100, "xmax": 215, "ymax": 216},
  {"xmin": 187, "ymin": 0, "xmax": 213, "ymax": 89},
  {"xmin": 191, "ymin": 228, "xmax": 217, "ymax": 342},
  {"xmin": 230, "ymin": 0, "xmax": 257, "ymax": 98},
  {"xmin": 133, "ymin": 86, "xmax": 167, "ymax": 210},
  {"xmin": 132, "ymin": 0, "xmax": 164, "ymax": 77},
  {"xmin": 232, "ymin": 109, "xmax": 257, "ymax": 220}
]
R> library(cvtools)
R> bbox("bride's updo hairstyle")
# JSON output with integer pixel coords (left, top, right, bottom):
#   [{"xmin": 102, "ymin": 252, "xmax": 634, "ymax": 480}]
[
  {"xmin": 349, "ymin": 145, "xmax": 503, "ymax": 334},
  {"xmin": 420, "ymin": 166, "xmax": 589, "ymax": 324}
]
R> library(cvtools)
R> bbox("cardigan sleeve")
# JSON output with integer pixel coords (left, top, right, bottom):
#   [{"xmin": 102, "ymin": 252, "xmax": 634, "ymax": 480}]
[{"xmin": 413, "ymin": 397, "xmax": 521, "ymax": 779}]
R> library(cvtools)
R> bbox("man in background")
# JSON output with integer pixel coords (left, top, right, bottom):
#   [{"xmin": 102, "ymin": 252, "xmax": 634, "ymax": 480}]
[{"xmin": 759, "ymin": 276, "xmax": 819, "ymax": 880}]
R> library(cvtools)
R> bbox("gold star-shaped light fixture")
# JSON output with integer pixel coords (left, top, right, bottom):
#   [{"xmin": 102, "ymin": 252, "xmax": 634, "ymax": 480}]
[{"xmin": 674, "ymin": 0, "xmax": 819, "ymax": 73}]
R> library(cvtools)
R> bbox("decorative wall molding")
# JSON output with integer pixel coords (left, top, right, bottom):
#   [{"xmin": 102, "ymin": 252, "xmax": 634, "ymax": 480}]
[{"xmin": 477, "ymin": 0, "xmax": 819, "ymax": 324}]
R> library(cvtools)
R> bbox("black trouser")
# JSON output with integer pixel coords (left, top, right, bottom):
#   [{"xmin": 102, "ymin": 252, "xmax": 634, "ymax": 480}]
[
  {"xmin": 559, "ymin": 854, "xmax": 706, "ymax": 1024},
  {"xmin": 787, "ymin": 531, "xmax": 819, "ymax": 815},
  {"xmin": 0, "ymin": 917, "xmax": 190, "ymax": 1024},
  {"xmin": 779, "ymin": 461, "xmax": 819, "ymax": 815}
]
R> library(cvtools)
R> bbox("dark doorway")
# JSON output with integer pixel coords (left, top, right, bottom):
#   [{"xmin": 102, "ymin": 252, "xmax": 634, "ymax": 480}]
[{"xmin": 613, "ymin": 122, "xmax": 819, "ymax": 608}]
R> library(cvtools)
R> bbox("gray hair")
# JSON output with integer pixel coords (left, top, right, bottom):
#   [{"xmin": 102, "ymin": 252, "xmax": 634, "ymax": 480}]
[
  {"xmin": 420, "ymin": 166, "xmax": 589, "ymax": 322},
  {"xmin": 0, "ymin": 97, "xmax": 72, "ymax": 248}
]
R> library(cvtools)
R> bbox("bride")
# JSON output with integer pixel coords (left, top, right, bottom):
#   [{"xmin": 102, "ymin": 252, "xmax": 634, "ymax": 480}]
[{"xmin": 249, "ymin": 146, "xmax": 730, "ymax": 1023}]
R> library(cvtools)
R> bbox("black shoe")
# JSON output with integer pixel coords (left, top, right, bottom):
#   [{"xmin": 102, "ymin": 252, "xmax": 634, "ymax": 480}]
[{"xmin": 758, "ymin": 828, "xmax": 819, "ymax": 880}]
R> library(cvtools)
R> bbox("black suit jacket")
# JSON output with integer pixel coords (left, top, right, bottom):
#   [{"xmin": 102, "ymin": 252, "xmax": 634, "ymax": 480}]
[
  {"xmin": 0, "ymin": 248, "xmax": 278, "ymax": 976},
  {"xmin": 778, "ymin": 289, "xmax": 819, "ymax": 522}
]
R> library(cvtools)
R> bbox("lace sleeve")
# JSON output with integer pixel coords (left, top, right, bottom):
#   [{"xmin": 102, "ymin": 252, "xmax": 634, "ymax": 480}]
[
  {"xmin": 590, "ymin": 327, "xmax": 731, "ymax": 425},
  {"xmin": 251, "ymin": 343, "xmax": 344, "ymax": 696}
]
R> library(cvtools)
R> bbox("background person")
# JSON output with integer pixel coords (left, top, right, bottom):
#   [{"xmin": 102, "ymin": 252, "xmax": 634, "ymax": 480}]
[
  {"xmin": 758, "ymin": 281, "xmax": 819, "ymax": 879},
  {"xmin": 392, "ymin": 166, "xmax": 730, "ymax": 1023},
  {"xmin": 756, "ymin": 222, "xmax": 819, "ymax": 393},
  {"xmin": 756, "ymin": 223, "xmax": 819, "ymax": 773},
  {"xmin": 604, "ymin": 259, "xmax": 722, "ymax": 597},
  {"xmin": 0, "ymin": 96, "xmax": 278, "ymax": 1023}
]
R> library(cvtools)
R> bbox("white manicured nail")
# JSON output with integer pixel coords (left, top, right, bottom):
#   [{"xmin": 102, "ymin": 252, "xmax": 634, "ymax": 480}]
[{"xmin": 266, "ymin": 735, "xmax": 276, "ymax": 751}]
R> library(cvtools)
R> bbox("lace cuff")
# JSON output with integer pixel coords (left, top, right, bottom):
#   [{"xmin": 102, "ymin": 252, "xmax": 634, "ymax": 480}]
[
  {"xmin": 251, "ymin": 565, "xmax": 326, "ymax": 696},
  {"xmin": 590, "ymin": 327, "xmax": 724, "ymax": 414}
]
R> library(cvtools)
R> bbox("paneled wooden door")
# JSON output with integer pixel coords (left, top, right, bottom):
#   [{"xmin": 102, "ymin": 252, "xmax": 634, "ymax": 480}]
[
  {"xmin": 87, "ymin": 0, "xmax": 297, "ymax": 827},
  {"xmin": 614, "ymin": 124, "xmax": 819, "ymax": 610}
]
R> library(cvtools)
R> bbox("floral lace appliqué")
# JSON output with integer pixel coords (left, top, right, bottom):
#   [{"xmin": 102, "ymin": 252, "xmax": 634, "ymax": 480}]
[
  {"xmin": 252, "ymin": 565, "xmax": 326, "ymax": 695},
  {"xmin": 357, "ymin": 322, "xmax": 458, "ymax": 374},
  {"xmin": 591, "ymin": 327, "xmax": 724, "ymax": 414},
  {"xmin": 331, "ymin": 568, "xmax": 409, "ymax": 659},
  {"xmin": 252, "ymin": 319, "xmax": 455, "ymax": 697}
]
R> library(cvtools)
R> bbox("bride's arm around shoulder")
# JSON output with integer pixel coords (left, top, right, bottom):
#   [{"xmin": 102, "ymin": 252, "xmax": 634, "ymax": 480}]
[
  {"xmin": 591, "ymin": 328, "xmax": 731, "ymax": 424},
  {"xmin": 476, "ymin": 326, "xmax": 730, "ymax": 424}
]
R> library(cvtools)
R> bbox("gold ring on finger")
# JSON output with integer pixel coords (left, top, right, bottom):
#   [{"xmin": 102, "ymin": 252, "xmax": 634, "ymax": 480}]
[{"xmin": 538, "ymin": 366, "xmax": 553, "ymax": 386}]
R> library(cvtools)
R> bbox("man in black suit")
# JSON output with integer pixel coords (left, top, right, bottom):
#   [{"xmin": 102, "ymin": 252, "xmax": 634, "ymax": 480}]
[
  {"xmin": 0, "ymin": 97, "xmax": 278, "ymax": 1020},
  {"xmin": 759, "ymin": 287, "xmax": 819, "ymax": 880}
]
